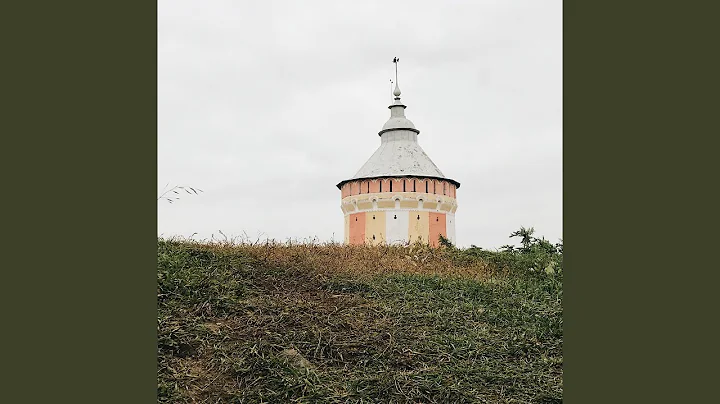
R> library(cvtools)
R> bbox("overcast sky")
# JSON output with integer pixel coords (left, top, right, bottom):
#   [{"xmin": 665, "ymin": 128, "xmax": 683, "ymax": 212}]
[{"xmin": 158, "ymin": 0, "xmax": 562, "ymax": 249}]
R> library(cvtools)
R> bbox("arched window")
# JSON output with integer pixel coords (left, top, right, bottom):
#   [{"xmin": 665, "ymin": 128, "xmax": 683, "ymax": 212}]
[{"xmin": 390, "ymin": 181, "xmax": 393, "ymax": 192}]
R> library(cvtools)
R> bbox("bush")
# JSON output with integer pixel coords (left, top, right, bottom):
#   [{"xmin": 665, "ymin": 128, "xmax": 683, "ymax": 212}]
[{"xmin": 440, "ymin": 227, "xmax": 563, "ymax": 276}]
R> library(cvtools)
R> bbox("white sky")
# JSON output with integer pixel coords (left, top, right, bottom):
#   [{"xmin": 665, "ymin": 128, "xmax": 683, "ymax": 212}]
[{"xmin": 158, "ymin": 0, "xmax": 562, "ymax": 249}]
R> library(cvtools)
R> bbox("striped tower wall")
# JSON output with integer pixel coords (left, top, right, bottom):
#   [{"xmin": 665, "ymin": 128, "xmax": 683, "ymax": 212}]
[{"xmin": 340, "ymin": 177, "xmax": 458, "ymax": 247}]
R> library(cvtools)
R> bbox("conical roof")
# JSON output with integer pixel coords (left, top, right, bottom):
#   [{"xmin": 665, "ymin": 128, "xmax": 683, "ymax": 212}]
[{"xmin": 336, "ymin": 83, "xmax": 459, "ymax": 189}]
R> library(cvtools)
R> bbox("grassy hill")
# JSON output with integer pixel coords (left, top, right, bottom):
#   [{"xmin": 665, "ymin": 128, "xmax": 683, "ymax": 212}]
[{"xmin": 158, "ymin": 237, "xmax": 562, "ymax": 403}]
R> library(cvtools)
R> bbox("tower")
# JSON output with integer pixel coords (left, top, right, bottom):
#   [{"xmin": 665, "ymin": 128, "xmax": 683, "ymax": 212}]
[{"xmin": 336, "ymin": 60, "xmax": 460, "ymax": 247}]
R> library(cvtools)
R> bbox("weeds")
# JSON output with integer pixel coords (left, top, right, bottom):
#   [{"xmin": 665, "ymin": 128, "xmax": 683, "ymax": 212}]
[
  {"xmin": 158, "ymin": 233, "xmax": 562, "ymax": 403},
  {"xmin": 157, "ymin": 184, "xmax": 203, "ymax": 204}
]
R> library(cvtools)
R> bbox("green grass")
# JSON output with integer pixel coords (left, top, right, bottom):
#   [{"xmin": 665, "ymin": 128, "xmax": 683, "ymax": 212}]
[{"xmin": 158, "ymin": 239, "xmax": 562, "ymax": 403}]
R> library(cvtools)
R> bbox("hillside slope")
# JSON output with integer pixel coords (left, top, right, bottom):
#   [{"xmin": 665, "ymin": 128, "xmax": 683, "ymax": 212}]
[{"xmin": 158, "ymin": 239, "xmax": 562, "ymax": 403}]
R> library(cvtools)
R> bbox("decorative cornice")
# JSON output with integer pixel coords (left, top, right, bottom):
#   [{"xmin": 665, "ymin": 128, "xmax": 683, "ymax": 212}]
[
  {"xmin": 342, "ymin": 206, "xmax": 457, "ymax": 215},
  {"xmin": 336, "ymin": 175, "xmax": 460, "ymax": 190}
]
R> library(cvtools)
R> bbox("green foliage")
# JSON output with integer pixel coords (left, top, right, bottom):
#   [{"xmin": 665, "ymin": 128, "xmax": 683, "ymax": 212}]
[
  {"xmin": 438, "ymin": 234, "xmax": 454, "ymax": 249},
  {"xmin": 157, "ymin": 242, "xmax": 250, "ymax": 318},
  {"xmin": 455, "ymin": 227, "xmax": 564, "ymax": 276},
  {"xmin": 510, "ymin": 226, "xmax": 536, "ymax": 251},
  {"xmin": 158, "ymin": 235, "xmax": 563, "ymax": 403}
]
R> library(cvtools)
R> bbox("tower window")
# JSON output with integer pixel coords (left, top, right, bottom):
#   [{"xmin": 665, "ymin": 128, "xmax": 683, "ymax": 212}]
[
  {"xmin": 380, "ymin": 182, "xmax": 382, "ymax": 192},
  {"xmin": 394, "ymin": 215, "xmax": 397, "ymax": 219},
  {"xmin": 417, "ymin": 215, "xmax": 420, "ymax": 220},
  {"xmin": 373, "ymin": 215, "xmax": 375, "ymax": 220},
  {"xmin": 355, "ymin": 217, "xmax": 357, "ymax": 221},
  {"xmin": 436, "ymin": 217, "xmax": 439, "ymax": 222},
  {"xmin": 425, "ymin": 182, "xmax": 428, "ymax": 193},
  {"xmin": 390, "ymin": 181, "xmax": 393, "ymax": 192},
  {"xmin": 443, "ymin": 183, "xmax": 446, "ymax": 195},
  {"xmin": 413, "ymin": 180, "xmax": 416, "ymax": 192},
  {"xmin": 372, "ymin": 235, "xmax": 376, "ymax": 240},
  {"xmin": 403, "ymin": 180, "xmax": 406, "ymax": 192}
]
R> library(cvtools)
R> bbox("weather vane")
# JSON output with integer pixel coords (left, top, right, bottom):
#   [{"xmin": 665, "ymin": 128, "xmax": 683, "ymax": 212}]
[{"xmin": 392, "ymin": 57, "xmax": 400, "ymax": 86}]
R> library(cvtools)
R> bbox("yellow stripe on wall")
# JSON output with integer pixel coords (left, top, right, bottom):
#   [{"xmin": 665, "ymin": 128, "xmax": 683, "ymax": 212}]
[
  {"xmin": 408, "ymin": 210, "xmax": 429, "ymax": 244},
  {"xmin": 365, "ymin": 211, "xmax": 386, "ymax": 245}
]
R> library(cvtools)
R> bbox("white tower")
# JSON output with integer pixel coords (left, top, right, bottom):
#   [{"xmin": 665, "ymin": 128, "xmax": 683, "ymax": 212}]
[{"xmin": 336, "ymin": 59, "xmax": 460, "ymax": 246}]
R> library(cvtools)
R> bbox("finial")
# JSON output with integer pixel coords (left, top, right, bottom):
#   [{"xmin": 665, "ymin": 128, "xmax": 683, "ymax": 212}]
[
  {"xmin": 393, "ymin": 83, "xmax": 401, "ymax": 97},
  {"xmin": 392, "ymin": 57, "xmax": 401, "ymax": 97}
]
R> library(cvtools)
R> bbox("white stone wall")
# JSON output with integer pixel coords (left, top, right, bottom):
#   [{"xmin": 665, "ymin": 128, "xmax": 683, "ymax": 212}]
[
  {"xmin": 446, "ymin": 213, "xmax": 456, "ymax": 245},
  {"xmin": 385, "ymin": 210, "xmax": 409, "ymax": 245}
]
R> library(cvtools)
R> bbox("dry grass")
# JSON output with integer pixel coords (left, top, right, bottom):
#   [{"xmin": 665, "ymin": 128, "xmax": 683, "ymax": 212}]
[
  {"xmin": 158, "ymin": 238, "xmax": 562, "ymax": 403},
  {"xmin": 182, "ymin": 237, "xmax": 501, "ymax": 281}
]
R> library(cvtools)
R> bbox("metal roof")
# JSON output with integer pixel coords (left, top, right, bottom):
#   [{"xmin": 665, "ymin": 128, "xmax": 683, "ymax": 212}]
[{"xmin": 336, "ymin": 84, "xmax": 459, "ymax": 189}]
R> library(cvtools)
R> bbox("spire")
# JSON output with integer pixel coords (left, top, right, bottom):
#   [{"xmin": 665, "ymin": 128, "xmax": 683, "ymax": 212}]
[
  {"xmin": 379, "ymin": 57, "xmax": 418, "ymax": 136},
  {"xmin": 393, "ymin": 57, "xmax": 400, "ymax": 83},
  {"xmin": 392, "ymin": 57, "xmax": 402, "ymax": 102},
  {"xmin": 335, "ymin": 58, "xmax": 460, "ymax": 191},
  {"xmin": 389, "ymin": 57, "xmax": 405, "ymax": 109}
]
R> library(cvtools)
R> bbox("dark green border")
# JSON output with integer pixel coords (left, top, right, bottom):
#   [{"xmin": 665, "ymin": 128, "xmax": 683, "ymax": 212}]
[
  {"xmin": 565, "ymin": 1, "xmax": 717, "ymax": 402},
  {"xmin": 5, "ymin": 1, "xmax": 717, "ymax": 402},
  {"xmin": 4, "ymin": 2, "xmax": 157, "ymax": 402}
]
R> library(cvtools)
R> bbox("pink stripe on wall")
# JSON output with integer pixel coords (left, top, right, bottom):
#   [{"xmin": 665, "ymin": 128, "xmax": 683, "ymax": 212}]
[
  {"xmin": 349, "ymin": 212, "xmax": 366, "ymax": 245},
  {"xmin": 428, "ymin": 212, "xmax": 446, "ymax": 247}
]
